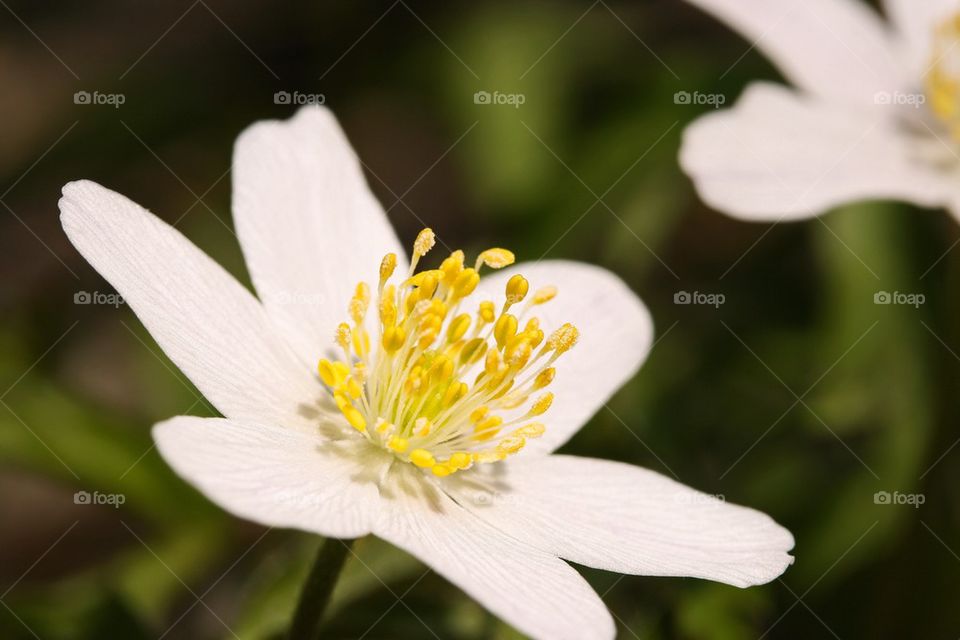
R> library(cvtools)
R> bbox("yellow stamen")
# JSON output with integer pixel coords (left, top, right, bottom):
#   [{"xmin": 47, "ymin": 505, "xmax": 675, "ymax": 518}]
[
  {"xmin": 410, "ymin": 448, "xmax": 436, "ymax": 468},
  {"xmin": 335, "ymin": 323, "xmax": 351, "ymax": 350},
  {"xmin": 316, "ymin": 236, "xmax": 576, "ymax": 477},
  {"xmin": 532, "ymin": 285, "xmax": 558, "ymax": 305},
  {"xmin": 478, "ymin": 301, "xmax": 496, "ymax": 324},
  {"xmin": 505, "ymin": 274, "xmax": 529, "ymax": 305},
  {"xmin": 379, "ymin": 253, "xmax": 397, "ymax": 284},
  {"xmin": 476, "ymin": 248, "xmax": 515, "ymax": 270},
  {"xmin": 413, "ymin": 228, "xmax": 436, "ymax": 258},
  {"xmin": 388, "ymin": 436, "xmax": 409, "ymax": 453},
  {"xmin": 528, "ymin": 392, "xmax": 553, "ymax": 416}
]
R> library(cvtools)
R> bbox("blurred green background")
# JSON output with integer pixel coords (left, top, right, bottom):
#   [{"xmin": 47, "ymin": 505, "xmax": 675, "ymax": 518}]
[{"xmin": 1, "ymin": 1, "xmax": 958, "ymax": 638}]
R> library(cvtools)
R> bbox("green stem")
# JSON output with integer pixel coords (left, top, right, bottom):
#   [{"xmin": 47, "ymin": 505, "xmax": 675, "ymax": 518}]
[{"xmin": 288, "ymin": 537, "xmax": 355, "ymax": 640}]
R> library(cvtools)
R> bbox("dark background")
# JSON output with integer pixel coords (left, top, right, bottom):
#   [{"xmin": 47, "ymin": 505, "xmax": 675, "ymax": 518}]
[{"xmin": 1, "ymin": 1, "xmax": 958, "ymax": 638}]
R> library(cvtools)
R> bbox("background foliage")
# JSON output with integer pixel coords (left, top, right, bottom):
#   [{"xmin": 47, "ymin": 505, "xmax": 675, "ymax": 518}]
[{"xmin": 1, "ymin": 1, "xmax": 958, "ymax": 638}]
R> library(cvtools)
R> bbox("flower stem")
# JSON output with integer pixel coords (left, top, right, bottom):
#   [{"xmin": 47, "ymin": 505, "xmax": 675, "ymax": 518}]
[{"xmin": 288, "ymin": 537, "xmax": 355, "ymax": 640}]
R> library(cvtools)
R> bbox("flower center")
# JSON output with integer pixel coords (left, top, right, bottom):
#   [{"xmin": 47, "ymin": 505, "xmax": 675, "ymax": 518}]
[
  {"xmin": 317, "ymin": 229, "xmax": 577, "ymax": 478},
  {"xmin": 926, "ymin": 13, "xmax": 960, "ymax": 141}
]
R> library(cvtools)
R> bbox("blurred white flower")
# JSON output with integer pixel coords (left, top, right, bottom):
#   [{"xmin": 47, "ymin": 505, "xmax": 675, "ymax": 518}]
[
  {"xmin": 680, "ymin": 0, "xmax": 960, "ymax": 221},
  {"xmin": 60, "ymin": 106, "xmax": 793, "ymax": 640}
]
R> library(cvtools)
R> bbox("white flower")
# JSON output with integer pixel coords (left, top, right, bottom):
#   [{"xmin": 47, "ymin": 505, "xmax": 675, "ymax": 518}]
[
  {"xmin": 59, "ymin": 106, "xmax": 793, "ymax": 640},
  {"xmin": 680, "ymin": 0, "xmax": 960, "ymax": 221}
]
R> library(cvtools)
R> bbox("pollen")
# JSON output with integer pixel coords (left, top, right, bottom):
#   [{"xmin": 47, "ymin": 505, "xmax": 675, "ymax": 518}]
[
  {"xmin": 315, "ymin": 228, "xmax": 576, "ymax": 476},
  {"xmin": 476, "ymin": 248, "xmax": 515, "ymax": 270}
]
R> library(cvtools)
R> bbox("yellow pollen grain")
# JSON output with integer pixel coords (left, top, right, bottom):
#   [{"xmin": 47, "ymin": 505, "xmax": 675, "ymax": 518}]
[
  {"xmin": 497, "ymin": 435, "xmax": 525, "ymax": 454},
  {"xmin": 410, "ymin": 448, "xmax": 436, "ymax": 468},
  {"xmin": 453, "ymin": 269, "xmax": 480, "ymax": 298},
  {"xmin": 442, "ymin": 381, "xmax": 467, "ymax": 407},
  {"xmin": 417, "ymin": 273, "xmax": 439, "ymax": 300},
  {"xmin": 547, "ymin": 323, "xmax": 579, "ymax": 354},
  {"xmin": 382, "ymin": 326, "xmax": 406, "ymax": 353},
  {"xmin": 343, "ymin": 406, "xmax": 366, "ymax": 433},
  {"xmin": 476, "ymin": 248, "xmax": 515, "ymax": 270},
  {"xmin": 388, "ymin": 436, "xmax": 409, "ymax": 453},
  {"xmin": 473, "ymin": 450, "xmax": 505, "ymax": 464},
  {"xmin": 379, "ymin": 253, "xmax": 397, "ymax": 283},
  {"xmin": 494, "ymin": 314, "xmax": 518, "ymax": 349},
  {"xmin": 414, "ymin": 228, "xmax": 436, "ymax": 257},
  {"xmin": 529, "ymin": 392, "xmax": 553, "ymax": 416},
  {"xmin": 350, "ymin": 282, "xmax": 371, "ymax": 324},
  {"xmin": 505, "ymin": 274, "xmax": 529, "ymax": 304},
  {"xmin": 470, "ymin": 406, "xmax": 489, "ymax": 423},
  {"xmin": 346, "ymin": 376, "xmax": 363, "ymax": 399},
  {"xmin": 534, "ymin": 367, "xmax": 556, "ymax": 389},
  {"xmin": 533, "ymin": 285, "xmax": 558, "ymax": 305},
  {"xmin": 459, "ymin": 338, "xmax": 487, "ymax": 366},
  {"xmin": 431, "ymin": 464, "xmax": 452, "ymax": 477},
  {"xmin": 440, "ymin": 250, "xmax": 465, "ymax": 284},
  {"xmin": 317, "ymin": 359, "xmax": 339, "ymax": 387},
  {"xmin": 484, "ymin": 348, "xmax": 501, "ymax": 375},
  {"xmin": 476, "ymin": 415, "xmax": 503, "ymax": 432},
  {"xmin": 449, "ymin": 452, "xmax": 471, "ymax": 469},
  {"xmin": 447, "ymin": 314, "xmax": 471, "ymax": 343},
  {"xmin": 478, "ymin": 301, "xmax": 496, "ymax": 324},
  {"xmin": 335, "ymin": 323, "xmax": 351, "ymax": 349},
  {"xmin": 516, "ymin": 422, "xmax": 546, "ymax": 438}
]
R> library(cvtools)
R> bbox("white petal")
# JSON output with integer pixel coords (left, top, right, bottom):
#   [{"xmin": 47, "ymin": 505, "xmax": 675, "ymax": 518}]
[
  {"xmin": 373, "ymin": 465, "xmax": 614, "ymax": 640},
  {"xmin": 469, "ymin": 260, "xmax": 653, "ymax": 455},
  {"xmin": 153, "ymin": 416, "xmax": 383, "ymax": 538},
  {"xmin": 59, "ymin": 180, "xmax": 319, "ymax": 428},
  {"xmin": 455, "ymin": 455, "xmax": 794, "ymax": 588},
  {"xmin": 883, "ymin": 0, "xmax": 955, "ymax": 76},
  {"xmin": 680, "ymin": 83, "xmax": 957, "ymax": 221},
  {"xmin": 232, "ymin": 105, "xmax": 405, "ymax": 367},
  {"xmin": 684, "ymin": 0, "xmax": 902, "ymax": 105}
]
